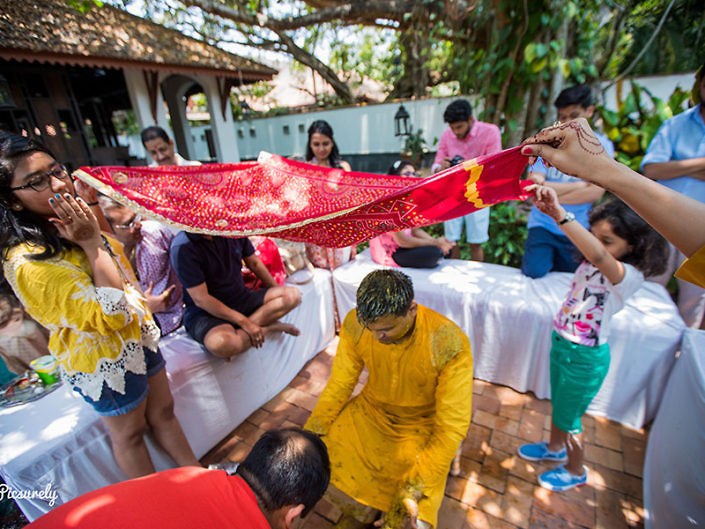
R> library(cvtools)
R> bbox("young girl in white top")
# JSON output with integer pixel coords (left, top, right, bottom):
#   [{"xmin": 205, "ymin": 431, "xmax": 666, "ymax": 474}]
[{"xmin": 518, "ymin": 185, "xmax": 668, "ymax": 491}]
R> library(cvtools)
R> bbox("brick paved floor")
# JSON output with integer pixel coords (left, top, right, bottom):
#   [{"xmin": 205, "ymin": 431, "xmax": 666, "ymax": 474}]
[{"xmin": 201, "ymin": 339, "xmax": 647, "ymax": 529}]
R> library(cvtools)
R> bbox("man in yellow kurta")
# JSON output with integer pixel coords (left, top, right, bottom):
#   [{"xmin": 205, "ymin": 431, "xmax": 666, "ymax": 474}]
[{"xmin": 305, "ymin": 270, "xmax": 473, "ymax": 528}]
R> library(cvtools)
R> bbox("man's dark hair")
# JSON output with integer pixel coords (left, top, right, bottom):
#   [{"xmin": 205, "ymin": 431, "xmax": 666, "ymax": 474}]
[
  {"xmin": 554, "ymin": 84, "xmax": 593, "ymax": 110},
  {"xmin": 140, "ymin": 126, "xmax": 170, "ymax": 146},
  {"xmin": 356, "ymin": 269, "xmax": 414, "ymax": 326},
  {"xmin": 237, "ymin": 428, "xmax": 330, "ymax": 518},
  {"xmin": 443, "ymin": 99, "xmax": 473, "ymax": 123}
]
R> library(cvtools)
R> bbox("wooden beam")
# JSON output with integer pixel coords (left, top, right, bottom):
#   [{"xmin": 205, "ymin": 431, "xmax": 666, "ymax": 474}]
[{"xmin": 217, "ymin": 76, "xmax": 235, "ymax": 121}]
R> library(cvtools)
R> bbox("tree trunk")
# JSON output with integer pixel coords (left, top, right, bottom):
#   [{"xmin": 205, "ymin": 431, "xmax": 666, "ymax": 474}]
[
  {"xmin": 388, "ymin": 22, "xmax": 432, "ymax": 99},
  {"xmin": 548, "ymin": 17, "xmax": 569, "ymax": 119}
]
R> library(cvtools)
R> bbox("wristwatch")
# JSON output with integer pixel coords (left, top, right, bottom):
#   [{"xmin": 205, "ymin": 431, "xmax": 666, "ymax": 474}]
[{"xmin": 558, "ymin": 211, "xmax": 575, "ymax": 225}]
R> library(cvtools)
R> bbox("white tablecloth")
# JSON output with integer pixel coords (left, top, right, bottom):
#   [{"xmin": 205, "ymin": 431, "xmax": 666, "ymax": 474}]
[
  {"xmin": 644, "ymin": 328, "xmax": 705, "ymax": 528},
  {"xmin": 0, "ymin": 269, "xmax": 335, "ymax": 521},
  {"xmin": 333, "ymin": 251, "xmax": 684, "ymax": 429}
]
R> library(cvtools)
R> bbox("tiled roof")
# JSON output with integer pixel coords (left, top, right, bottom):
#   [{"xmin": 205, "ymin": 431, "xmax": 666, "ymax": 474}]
[{"xmin": 0, "ymin": 0, "xmax": 276, "ymax": 81}]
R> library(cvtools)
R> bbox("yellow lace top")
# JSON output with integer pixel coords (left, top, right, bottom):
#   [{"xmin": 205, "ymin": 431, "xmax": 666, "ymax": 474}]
[{"xmin": 2, "ymin": 236, "xmax": 160, "ymax": 401}]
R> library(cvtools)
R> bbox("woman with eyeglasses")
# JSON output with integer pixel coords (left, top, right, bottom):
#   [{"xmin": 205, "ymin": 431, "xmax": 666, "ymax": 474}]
[
  {"xmin": 0, "ymin": 132, "xmax": 199, "ymax": 478},
  {"xmin": 369, "ymin": 160, "xmax": 456, "ymax": 268}
]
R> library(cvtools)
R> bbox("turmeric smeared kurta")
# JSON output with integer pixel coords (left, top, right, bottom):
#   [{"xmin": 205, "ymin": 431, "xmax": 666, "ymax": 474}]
[{"xmin": 305, "ymin": 305, "xmax": 473, "ymax": 528}]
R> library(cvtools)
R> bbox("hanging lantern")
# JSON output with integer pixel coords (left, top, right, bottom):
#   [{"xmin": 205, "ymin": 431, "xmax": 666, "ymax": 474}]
[{"xmin": 394, "ymin": 104, "xmax": 411, "ymax": 137}]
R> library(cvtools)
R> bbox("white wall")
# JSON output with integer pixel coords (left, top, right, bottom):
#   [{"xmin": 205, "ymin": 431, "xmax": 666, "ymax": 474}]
[
  {"xmin": 600, "ymin": 71, "xmax": 696, "ymax": 112},
  {"xmin": 233, "ymin": 96, "xmax": 477, "ymax": 160}
]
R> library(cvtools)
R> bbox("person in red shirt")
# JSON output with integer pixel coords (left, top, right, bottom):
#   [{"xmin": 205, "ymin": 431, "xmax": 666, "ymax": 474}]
[{"xmin": 28, "ymin": 428, "xmax": 330, "ymax": 529}]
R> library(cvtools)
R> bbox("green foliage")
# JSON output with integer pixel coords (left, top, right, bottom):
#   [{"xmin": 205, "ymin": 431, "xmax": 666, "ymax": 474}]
[
  {"xmin": 616, "ymin": 0, "xmax": 704, "ymax": 76},
  {"xmin": 402, "ymin": 129, "xmax": 428, "ymax": 166},
  {"xmin": 421, "ymin": 201, "xmax": 528, "ymax": 267},
  {"xmin": 111, "ymin": 109, "xmax": 140, "ymax": 135},
  {"xmin": 596, "ymin": 81, "xmax": 689, "ymax": 171},
  {"xmin": 484, "ymin": 202, "xmax": 527, "ymax": 268},
  {"xmin": 66, "ymin": 0, "xmax": 104, "ymax": 13}
]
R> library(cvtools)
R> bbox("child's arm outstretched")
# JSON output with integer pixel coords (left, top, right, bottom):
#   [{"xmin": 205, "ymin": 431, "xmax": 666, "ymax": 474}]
[{"xmin": 529, "ymin": 184, "xmax": 625, "ymax": 285}]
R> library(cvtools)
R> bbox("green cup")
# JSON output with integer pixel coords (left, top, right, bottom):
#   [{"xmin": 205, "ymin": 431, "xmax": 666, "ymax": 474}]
[{"xmin": 30, "ymin": 355, "xmax": 60, "ymax": 385}]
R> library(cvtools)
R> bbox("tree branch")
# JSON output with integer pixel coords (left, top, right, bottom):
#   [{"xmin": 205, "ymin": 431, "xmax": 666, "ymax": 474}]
[
  {"xmin": 605, "ymin": 0, "xmax": 676, "ymax": 88},
  {"xmin": 181, "ymin": 0, "xmax": 414, "ymax": 31}
]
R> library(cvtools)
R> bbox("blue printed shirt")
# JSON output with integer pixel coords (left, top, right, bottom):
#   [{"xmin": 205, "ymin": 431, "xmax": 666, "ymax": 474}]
[
  {"xmin": 527, "ymin": 131, "xmax": 615, "ymax": 235},
  {"xmin": 640, "ymin": 104, "xmax": 705, "ymax": 204}
]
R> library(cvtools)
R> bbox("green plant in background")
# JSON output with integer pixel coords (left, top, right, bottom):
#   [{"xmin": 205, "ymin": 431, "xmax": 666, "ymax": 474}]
[
  {"xmin": 485, "ymin": 202, "xmax": 528, "ymax": 268},
  {"xmin": 402, "ymin": 129, "xmax": 428, "ymax": 167},
  {"xmin": 408, "ymin": 201, "xmax": 528, "ymax": 267},
  {"xmin": 597, "ymin": 81, "xmax": 689, "ymax": 171}
]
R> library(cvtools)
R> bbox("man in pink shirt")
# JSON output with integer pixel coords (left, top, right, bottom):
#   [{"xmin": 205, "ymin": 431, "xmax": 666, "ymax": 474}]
[{"xmin": 432, "ymin": 100, "xmax": 502, "ymax": 261}]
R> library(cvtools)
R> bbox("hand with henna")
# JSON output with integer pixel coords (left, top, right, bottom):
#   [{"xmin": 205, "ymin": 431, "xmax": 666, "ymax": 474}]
[
  {"xmin": 48, "ymin": 193, "xmax": 102, "ymax": 247},
  {"xmin": 520, "ymin": 118, "xmax": 615, "ymax": 184}
]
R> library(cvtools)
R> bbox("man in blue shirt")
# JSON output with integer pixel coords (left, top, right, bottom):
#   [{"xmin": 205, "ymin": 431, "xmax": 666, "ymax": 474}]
[
  {"xmin": 641, "ymin": 64, "xmax": 705, "ymax": 328},
  {"xmin": 521, "ymin": 85, "xmax": 614, "ymax": 278},
  {"xmin": 170, "ymin": 233, "xmax": 302, "ymax": 357}
]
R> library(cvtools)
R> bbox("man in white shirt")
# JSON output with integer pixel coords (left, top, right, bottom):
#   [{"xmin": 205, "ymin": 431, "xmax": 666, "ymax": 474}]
[{"xmin": 140, "ymin": 126, "xmax": 201, "ymax": 167}]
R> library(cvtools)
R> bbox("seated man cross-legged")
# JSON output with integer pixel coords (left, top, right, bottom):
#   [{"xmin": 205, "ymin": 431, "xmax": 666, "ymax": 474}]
[
  {"xmin": 305, "ymin": 270, "xmax": 474, "ymax": 529},
  {"xmin": 170, "ymin": 232, "xmax": 301, "ymax": 358}
]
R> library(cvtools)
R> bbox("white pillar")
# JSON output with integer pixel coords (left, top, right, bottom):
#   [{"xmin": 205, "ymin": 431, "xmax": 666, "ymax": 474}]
[
  {"xmin": 196, "ymin": 75, "xmax": 240, "ymax": 163},
  {"xmin": 122, "ymin": 68, "xmax": 169, "ymax": 131},
  {"xmin": 163, "ymin": 82, "xmax": 196, "ymax": 161}
]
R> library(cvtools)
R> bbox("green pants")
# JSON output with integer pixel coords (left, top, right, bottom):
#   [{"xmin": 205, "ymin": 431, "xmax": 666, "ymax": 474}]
[{"xmin": 550, "ymin": 331, "xmax": 610, "ymax": 434}]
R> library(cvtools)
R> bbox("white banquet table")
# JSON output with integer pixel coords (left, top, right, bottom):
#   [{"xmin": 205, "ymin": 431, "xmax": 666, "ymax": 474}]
[
  {"xmin": 0, "ymin": 269, "xmax": 335, "ymax": 521},
  {"xmin": 643, "ymin": 328, "xmax": 705, "ymax": 528}
]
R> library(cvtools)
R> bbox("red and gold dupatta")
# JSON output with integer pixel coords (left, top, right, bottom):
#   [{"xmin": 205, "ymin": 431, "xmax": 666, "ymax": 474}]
[{"xmin": 74, "ymin": 148, "xmax": 531, "ymax": 247}]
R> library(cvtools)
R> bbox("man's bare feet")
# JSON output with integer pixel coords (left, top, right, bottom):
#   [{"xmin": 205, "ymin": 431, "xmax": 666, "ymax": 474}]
[{"xmin": 266, "ymin": 321, "xmax": 301, "ymax": 336}]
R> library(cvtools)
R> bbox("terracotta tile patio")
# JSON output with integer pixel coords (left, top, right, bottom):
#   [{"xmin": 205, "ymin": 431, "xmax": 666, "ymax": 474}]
[{"xmin": 201, "ymin": 339, "xmax": 647, "ymax": 529}]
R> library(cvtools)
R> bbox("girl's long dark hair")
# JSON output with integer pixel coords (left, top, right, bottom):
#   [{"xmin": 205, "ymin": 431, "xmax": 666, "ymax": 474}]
[
  {"xmin": 589, "ymin": 198, "xmax": 669, "ymax": 277},
  {"xmin": 0, "ymin": 132, "xmax": 68, "ymax": 262},
  {"xmin": 305, "ymin": 120, "xmax": 343, "ymax": 168}
]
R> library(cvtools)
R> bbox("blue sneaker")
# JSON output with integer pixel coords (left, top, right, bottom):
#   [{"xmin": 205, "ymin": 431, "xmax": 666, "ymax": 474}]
[
  {"xmin": 517, "ymin": 441, "xmax": 567, "ymax": 463},
  {"xmin": 538, "ymin": 465, "xmax": 588, "ymax": 492}
]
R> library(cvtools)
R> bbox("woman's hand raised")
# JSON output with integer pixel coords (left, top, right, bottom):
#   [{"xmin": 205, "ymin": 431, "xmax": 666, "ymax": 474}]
[
  {"xmin": 521, "ymin": 118, "xmax": 615, "ymax": 184},
  {"xmin": 49, "ymin": 193, "xmax": 102, "ymax": 247}
]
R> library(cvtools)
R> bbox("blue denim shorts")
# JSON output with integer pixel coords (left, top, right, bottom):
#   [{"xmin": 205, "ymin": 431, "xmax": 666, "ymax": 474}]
[
  {"xmin": 74, "ymin": 347, "xmax": 166, "ymax": 417},
  {"xmin": 443, "ymin": 207, "xmax": 491, "ymax": 243}
]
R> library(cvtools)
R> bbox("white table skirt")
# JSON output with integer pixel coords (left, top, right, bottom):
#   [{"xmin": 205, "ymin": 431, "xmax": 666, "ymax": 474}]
[
  {"xmin": 0, "ymin": 269, "xmax": 335, "ymax": 521},
  {"xmin": 644, "ymin": 328, "xmax": 705, "ymax": 528},
  {"xmin": 333, "ymin": 251, "xmax": 684, "ymax": 429}
]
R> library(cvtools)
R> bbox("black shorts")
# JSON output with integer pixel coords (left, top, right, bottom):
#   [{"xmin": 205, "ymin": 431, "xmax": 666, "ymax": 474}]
[{"xmin": 185, "ymin": 288, "xmax": 268, "ymax": 344}]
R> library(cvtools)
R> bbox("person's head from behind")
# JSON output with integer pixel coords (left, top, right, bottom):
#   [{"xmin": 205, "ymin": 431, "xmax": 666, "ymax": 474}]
[
  {"xmin": 238, "ymin": 427, "xmax": 330, "ymax": 529},
  {"xmin": 589, "ymin": 199, "xmax": 669, "ymax": 277},
  {"xmin": 0, "ymin": 132, "xmax": 76, "ymax": 260},
  {"xmin": 99, "ymin": 197, "xmax": 142, "ymax": 251},
  {"xmin": 554, "ymin": 85, "xmax": 594, "ymax": 123},
  {"xmin": 306, "ymin": 120, "xmax": 341, "ymax": 167},
  {"xmin": 141, "ymin": 126, "xmax": 177, "ymax": 166},
  {"xmin": 356, "ymin": 269, "xmax": 417, "ymax": 345},
  {"xmin": 443, "ymin": 99, "xmax": 474, "ymax": 140},
  {"xmin": 388, "ymin": 160, "xmax": 417, "ymax": 177}
]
